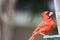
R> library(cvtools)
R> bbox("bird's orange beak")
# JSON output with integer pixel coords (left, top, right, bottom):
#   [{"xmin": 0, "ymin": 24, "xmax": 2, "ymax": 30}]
[{"xmin": 49, "ymin": 12, "xmax": 53, "ymax": 16}]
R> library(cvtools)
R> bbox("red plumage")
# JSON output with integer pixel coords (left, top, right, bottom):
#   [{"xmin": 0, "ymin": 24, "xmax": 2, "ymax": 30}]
[{"xmin": 29, "ymin": 11, "xmax": 54, "ymax": 40}]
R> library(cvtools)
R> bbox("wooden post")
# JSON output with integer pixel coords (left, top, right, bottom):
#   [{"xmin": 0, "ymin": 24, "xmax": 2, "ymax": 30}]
[
  {"xmin": 1, "ymin": 0, "xmax": 16, "ymax": 40},
  {"xmin": 54, "ymin": 0, "xmax": 60, "ymax": 35}
]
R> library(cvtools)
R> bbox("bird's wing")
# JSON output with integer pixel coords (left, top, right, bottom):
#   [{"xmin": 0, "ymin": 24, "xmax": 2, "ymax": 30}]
[
  {"xmin": 28, "ymin": 21, "xmax": 47, "ymax": 40},
  {"xmin": 33, "ymin": 21, "xmax": 46, "ymax": 33}
]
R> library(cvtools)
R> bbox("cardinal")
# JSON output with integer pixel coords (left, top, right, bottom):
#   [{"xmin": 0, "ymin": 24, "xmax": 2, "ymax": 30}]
[{"xmin": 29, "ymin": 11, "xmax": 54, "ymax": 40}]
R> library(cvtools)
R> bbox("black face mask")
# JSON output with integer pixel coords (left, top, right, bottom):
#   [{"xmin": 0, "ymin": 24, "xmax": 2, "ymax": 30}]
[{"xmin": 46, "ymin": 12, "xmax": 53, "ymax": 19}]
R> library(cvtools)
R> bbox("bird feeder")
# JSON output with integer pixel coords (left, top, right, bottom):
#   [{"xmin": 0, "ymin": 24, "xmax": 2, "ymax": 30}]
[{"xmin": 43, "ymin": 0, "xmax": 60, "ymax": 40}]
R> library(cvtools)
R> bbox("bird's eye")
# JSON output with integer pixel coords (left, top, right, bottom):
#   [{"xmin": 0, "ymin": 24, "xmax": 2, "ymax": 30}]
[{"xmin": 46, "ymin": 12, "xmax": 50, "ymax": 16}]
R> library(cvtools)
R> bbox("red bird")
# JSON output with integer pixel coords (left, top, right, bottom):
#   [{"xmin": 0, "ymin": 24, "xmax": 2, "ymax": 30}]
[{"xmin": 29, "ymin": 11, "xmax": 54, "ymax": 40}]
